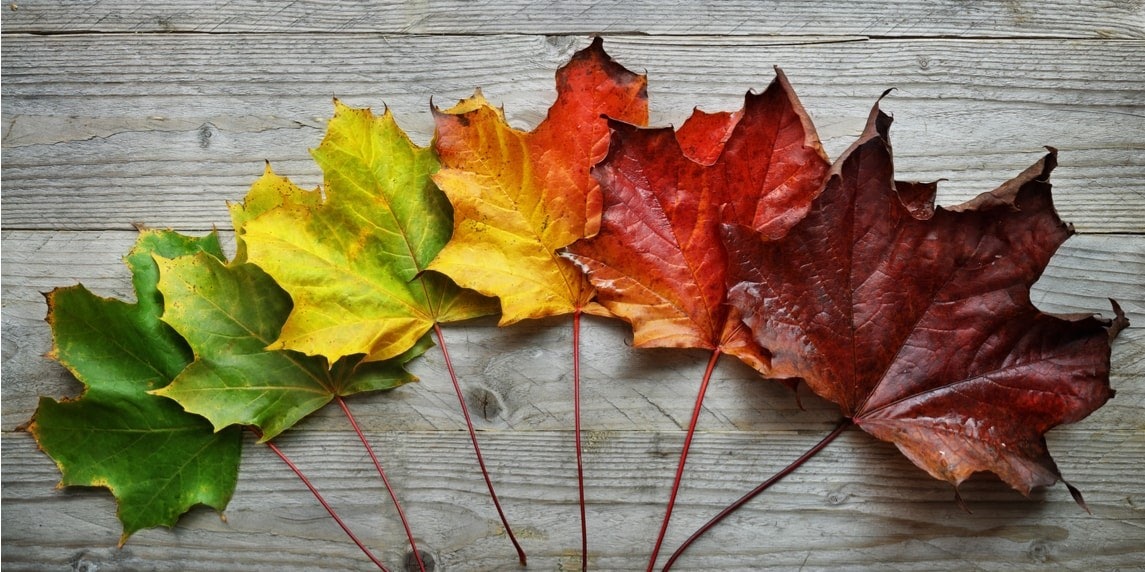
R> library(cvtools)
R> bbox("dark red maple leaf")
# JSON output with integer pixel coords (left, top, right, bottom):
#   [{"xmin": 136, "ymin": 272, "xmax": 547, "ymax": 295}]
[{"xmin": 723, "ymin": 101, "xmax": 1127, "ymax": 501}]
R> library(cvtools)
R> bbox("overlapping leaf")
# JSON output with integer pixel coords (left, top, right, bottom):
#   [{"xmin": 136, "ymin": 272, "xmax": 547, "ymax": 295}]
[
  {"xmin": 240, "ymin": 102, "xmax": 496, "ymax": 365},
  {"xmin": 28, "ymin": 230, "xmax": 243, "ymax": 543},
  {"xmin": 429, "ymin": 37, "xmax": 649, "ymax": 323},
  {"xmin": 724, "ymin": 103, "xmax": 1127, "ymax": 496},
  {"xmin": 565, "ymin": 70, "xmax": 830, "ymax": 369},
  {"xmin": 153, "ymin": 167, "xmax": 429, "ymax": 441}
]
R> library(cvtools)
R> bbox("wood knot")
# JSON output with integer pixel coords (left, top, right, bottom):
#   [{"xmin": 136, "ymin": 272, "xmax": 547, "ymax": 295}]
[
  {"xmin": 1026, "ymin": 539, "xmax": 1053, "ymax": 563},
  {"xmin": 405, "ymin": 549, "xmax": 435, "ymax": 571},
  {"xmin": 465, "ymin": 386, "xmax": 502, "ymax": 422},
  {"xmin": 198, "ymin": 123, "xmax": 215, "ymax": 149},
  {"xmin": 826, "ymin": 484, "xmax": 852, "ymax": 505}
]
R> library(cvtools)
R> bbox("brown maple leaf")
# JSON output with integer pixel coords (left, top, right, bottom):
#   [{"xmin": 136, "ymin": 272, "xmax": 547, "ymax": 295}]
[{"xmin": 724, "ymin": 101, "xmax": 1127, "ymax": 502}]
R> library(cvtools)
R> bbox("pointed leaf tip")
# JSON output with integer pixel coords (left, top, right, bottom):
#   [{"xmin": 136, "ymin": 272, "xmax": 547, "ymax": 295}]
[{"xmin": 1108, "ymin": 298, "xmax": 1129, "ymax": 339}]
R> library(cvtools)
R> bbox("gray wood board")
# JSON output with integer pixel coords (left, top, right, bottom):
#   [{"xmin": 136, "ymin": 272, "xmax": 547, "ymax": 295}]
[
  {"xmin": 3, "ymin": 0, "xmax": 1143, "ymax": 38},
  {"xmin": 2, "ymin": 35, "xmax": 1143, "ymax": 232},
  {"xmin": 3, "ymin": 429, "xmax": 1143, "ymax": 571}
]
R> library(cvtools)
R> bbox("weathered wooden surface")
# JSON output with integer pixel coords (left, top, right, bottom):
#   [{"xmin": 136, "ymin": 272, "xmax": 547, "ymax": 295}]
[
  {"xmin": 3, "ymin": 0, "xmax": 1143, "ymax": 38},
  {"xmin": 4, "ymin": 34, "xmax": 1144, "ymax": 232},
  {"xmin": 3, "ymin": 2, "xmax": 1143, "ymax": 570}
]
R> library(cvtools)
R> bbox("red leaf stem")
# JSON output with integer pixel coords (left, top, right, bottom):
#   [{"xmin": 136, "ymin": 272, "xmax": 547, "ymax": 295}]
[
  {"xmin": 573, "ymin": 309, "xmax": 588, "ymax": 571},
  {"xmin": 647, "ymin": 348, "xmax": 721, "ymax": 572},
  {"xmin": 663, "ymin": 418, "xmax": 853, "ymax": 570},
  {"xmin": 335, "ymin": 396, "xmax": 426, "ymax": 572},
  {"xmin": 257, "ymin": 429, "xmax": 389, "ymax": 571},
  {"xmin": 434, "ymin": 323, "xmax": 528, "ymax": 566}
]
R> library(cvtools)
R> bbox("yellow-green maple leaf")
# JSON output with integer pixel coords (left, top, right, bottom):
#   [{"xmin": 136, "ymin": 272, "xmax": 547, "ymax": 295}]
[
  {"xmin": 152, "ymin": 165, "xmax": 429, "ymax": 441},
  {"xmin": 241, "ymin": 101, "xmax": 496, "ymax": 364}
]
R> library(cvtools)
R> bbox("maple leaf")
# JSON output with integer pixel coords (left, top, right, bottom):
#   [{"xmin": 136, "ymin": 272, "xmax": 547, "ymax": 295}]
[
  {"xmin": 724, "ymin": 102, "xmax": 1128, "ymax": 499},
  {"xmin": 241, "ymin": 102, "xmax": 531, "ymax": 564},
  {"xmin": 151, "ymin": 253, "xmax": 425, "ymax": 441},
  {"xmin": 565, "ymin": 68, "xmax": 830, "ymax": 372},
  {"xmin": 563, "ymin": 69, "xmax": 830, "ymax": 571},
  {"xmin": 152, "ymin": 167, "xmax": 434, "ymax": 568},
  {"xmin": 428, "ymin": 36, "xmax": 649, "ymax": 323},
  {"xmin": 427, "ymin": 38, "xmax": 650, "ymax": 569},
  {"xmin": 152, "ymin": 167, "xmax": 427, "ymax": 441},
  {"xmin": 241, "ymin": 101, "xmax": 497, "ymax": 365},
  {"xmin": 27, "ymin": 230, "xmax": 243, "ymax": 544}
]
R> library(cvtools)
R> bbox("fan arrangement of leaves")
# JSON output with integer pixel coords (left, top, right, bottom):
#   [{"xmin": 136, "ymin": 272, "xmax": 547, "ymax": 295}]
[{"xmin": 26, "ymin": 38, "xmax": 1127, "ymax": 571}]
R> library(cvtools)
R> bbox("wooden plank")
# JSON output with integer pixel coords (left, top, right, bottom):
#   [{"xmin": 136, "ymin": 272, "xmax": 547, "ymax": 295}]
[
  {"xmin": 3, "ymin": 35, "xmax": 1142, "ymax": 232},
  {"xmin": 2, "ymin": 428, "xmax": 1142, "ymax": 570},
  {"xmin": 3, "ymin": 0, "xmax": 1143, "ymax": 38}
]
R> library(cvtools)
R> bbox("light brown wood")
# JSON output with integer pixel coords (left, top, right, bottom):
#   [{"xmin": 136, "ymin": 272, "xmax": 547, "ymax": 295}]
[{"xmin": 2, "ymin": 4, "xmax": 1143, "ymax": 571}]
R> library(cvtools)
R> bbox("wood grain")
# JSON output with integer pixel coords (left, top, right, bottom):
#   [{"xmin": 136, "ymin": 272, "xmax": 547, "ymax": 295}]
[
  {"xmin": 2, "ymin": 35, "xmax": 1143, "ymax": 232},
  {"xmin": 2, "ymin": 4, "xmax": 1143, "ymax": 570},
  {"xmin": 3, "ymin": 231, "xmax": 1142, "ymax": 434},
  {"xmin": 3, "ymin": 228, "xmax": 1141, "ymax": 570},
  {"xmin": 3, "ymin": 427, "xmax": 1142, "ymax": 571},
  {"xmin": 3, "ymin": 0, "xmax": 1143, "ymax": 38}
]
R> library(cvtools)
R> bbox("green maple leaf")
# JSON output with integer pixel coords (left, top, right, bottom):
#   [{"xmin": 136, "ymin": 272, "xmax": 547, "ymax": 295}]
[
  {"xmin": 239, "ymin": 101, "xmax": 498, "ymax": 365},
  {"xmin": 152, "ymin": 166, "xmax": 430, "ymax": 441},
  {"xmin": 27, "ymin": 230, "xmax": 243, "ymax": 545}
]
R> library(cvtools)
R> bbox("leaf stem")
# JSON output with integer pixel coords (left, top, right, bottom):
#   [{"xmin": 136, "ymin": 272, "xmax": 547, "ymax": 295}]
[
  {"xmin": 336, "ymin": 396, "xmax": 426, "ymax": 572},
  {"xmin": 256, "ymin": 429, "xmax": 390, "ymax": 571},
  {"xmin": 433, "ymin": 323, "xmax": 528, "ymax": 566},
  {"xmin": 573, "ymin": 309, "xmax": 588, "ymax": 572},
  {"xmin": 646, "ymin": 348, "xmax": 721, "ymax": 572},
  {"xmin": 662, "ymin": 418, "xmax": 853, "ymax": 571}
]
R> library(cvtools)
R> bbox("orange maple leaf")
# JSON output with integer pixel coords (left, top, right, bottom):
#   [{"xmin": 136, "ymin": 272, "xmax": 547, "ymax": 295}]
[{"xmin": 429, "ymin": 37, "xmax": 649, "ymax": 323}]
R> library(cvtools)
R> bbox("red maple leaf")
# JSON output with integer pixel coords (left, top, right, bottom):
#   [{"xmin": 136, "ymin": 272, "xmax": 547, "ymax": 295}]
[
  {"xmin": 724, "ymin": 101, "xmax": 1127, "ymax": 502},
  {"xmin": 566, "ymin": 69, "xmax": 829, "ymax": 366},
  {"xmin": 565, "ymin": 69, "xmax": 831, "ymax": 570}
]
